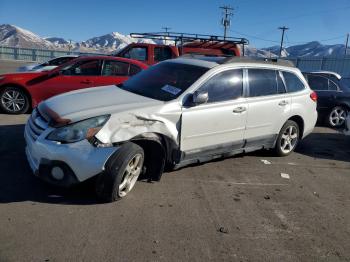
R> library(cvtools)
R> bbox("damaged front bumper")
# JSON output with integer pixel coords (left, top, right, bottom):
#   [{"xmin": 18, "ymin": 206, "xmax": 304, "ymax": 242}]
[{"xmin": 24, "ymin": 122, "xmax": 118, "ymax": 187}]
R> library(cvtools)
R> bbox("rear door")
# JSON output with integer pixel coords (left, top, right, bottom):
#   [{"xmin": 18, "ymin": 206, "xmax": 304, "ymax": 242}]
[
  {"xmin": 180, "ymin": 69, "xmax": 247, "ymax": 156},
  {"xmin": 98, "ymin": 59, "xmax": 133, "ymax": 86},
  {"xmin": 306, "ymin": 74, "xmax": 337, "ymax": 110},
  {"xmin": 244, "ymin": 68, "xmax": 291, "ymax": 146}
]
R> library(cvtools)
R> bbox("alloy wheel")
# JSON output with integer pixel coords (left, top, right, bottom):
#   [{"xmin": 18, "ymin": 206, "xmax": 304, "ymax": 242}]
[
  {"xmin": 280, "ymin": 126, "xmax": 298, "ymax": 154},
  {"xmin": 1, "ymin": 90, "xmax": 26, "ymax": 113},
  {"xmin": 329, "ymin": 107, "xmax": 347, "ymax": 127},
  {"xmin": 118, "ymin": 153, "xmax": 143, "ymax": 197}
]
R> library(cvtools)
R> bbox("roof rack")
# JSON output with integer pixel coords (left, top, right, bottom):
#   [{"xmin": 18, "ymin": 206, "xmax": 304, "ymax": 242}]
[
  {"xmin": 218, "ymin": 57, "xmax": 295, "ymax": 67},
  {"xmin": 130, "ymin": 32, "xmax": 249, "ymax": 46}
]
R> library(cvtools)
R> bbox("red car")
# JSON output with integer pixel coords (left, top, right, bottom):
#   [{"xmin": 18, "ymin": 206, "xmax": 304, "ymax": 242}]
[{"xmin": 0, "ymin": 56, "xmax": 148, "ymax": 114}]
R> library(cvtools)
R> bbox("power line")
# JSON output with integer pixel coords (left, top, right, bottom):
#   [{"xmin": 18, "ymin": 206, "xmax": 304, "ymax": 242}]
[
  {"xmin": 278, "ymin": 26, "xmax": 289, "ymax": 57},
  {"xmin": 231, "ymin": 29, "xmax": 347, "ymax": 46},
  {"xmin": 220, "ymin": 6, "xmax": 234, "ymax": 40}
]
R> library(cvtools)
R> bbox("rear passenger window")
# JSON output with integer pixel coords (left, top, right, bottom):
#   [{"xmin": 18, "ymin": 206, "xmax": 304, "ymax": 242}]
[
  {"xmin": 129, "ymin": 65, "xmax": 142, "ymax": 76},
  {"xmin": 328, "ymin": 80, "xmax": 338, "ymax": 91},
  {"xmin": 198, "ymin": 69, "xmax": 243, "ymax": 103},
  {"xmin": 248, "ymin": 69, "xmax": 278, "ymax": 97},
  {"xmin": 283, "ymin": 72, "xmax": 305, "ymax": 92},
  {"xmin": 102, "ymin": 60, "xmax": 129, "ymax": 76},
  {"xmin": 154, "ymin": 47, "xmax": 173, "ymax": 62},
  {"xmin": 277, "ymin": 71, "xmax": 286, "ymax": 94}
]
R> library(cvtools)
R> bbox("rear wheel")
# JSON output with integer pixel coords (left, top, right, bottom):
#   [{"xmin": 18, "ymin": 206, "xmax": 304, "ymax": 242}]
[
  {"xmin": 95, "ymin": 142, "xmax": 144, "ymax": 202},
  {"xmin": 274, "ymin": 120, "xmax": 300, "ymax": 157},
  {"xmin": 327, "ymin": 106, "xmax": 347, "ymax": 127},
  {"xmin": 0, "ymin": 86, "xmax": 30, "ymax": 114}
]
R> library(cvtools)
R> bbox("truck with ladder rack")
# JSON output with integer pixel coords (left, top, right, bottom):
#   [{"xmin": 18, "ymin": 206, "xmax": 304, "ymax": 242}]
[{"xmin": 115, "ymin": 32, "xmax": 249, "ymax": 65}]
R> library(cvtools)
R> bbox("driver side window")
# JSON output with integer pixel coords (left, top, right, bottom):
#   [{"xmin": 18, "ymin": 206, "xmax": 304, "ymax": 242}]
[
  {"xmin": 197, "ymin": 69, "xmax": 243, "ymax": 103},
  {"xmin": 62, "ymin": 60, "xmax": 101, "ymax": 76}
]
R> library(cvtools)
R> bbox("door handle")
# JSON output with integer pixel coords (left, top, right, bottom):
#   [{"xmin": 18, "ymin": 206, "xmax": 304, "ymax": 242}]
[
  {"xmin": 278, "ymin": 100, "xmax": 289, "ymax": 106},
  {"xmin": 232, "ymin": 106, "xmax": 246, "ymax": 113},
  {"xmin": 80, "ymin": 80, "xmax": 92, "ymax": 84}
]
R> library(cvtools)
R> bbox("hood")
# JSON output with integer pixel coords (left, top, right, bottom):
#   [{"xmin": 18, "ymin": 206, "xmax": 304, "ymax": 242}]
[
  {"xmin": 1, "ymin": 71, "xmax": 45, "ymax": 79},
  {"xmin": 39, "ymin": 85, "xmax": 163, "ymax": 122}
]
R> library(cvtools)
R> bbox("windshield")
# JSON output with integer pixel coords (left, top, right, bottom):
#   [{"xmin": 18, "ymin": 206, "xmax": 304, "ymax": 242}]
[{"xmin": 119, "ymin": 62, "xmax": 209, "ymax": 101}]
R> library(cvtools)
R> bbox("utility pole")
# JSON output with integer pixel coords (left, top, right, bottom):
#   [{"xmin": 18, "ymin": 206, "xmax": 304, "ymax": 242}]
[
  {"xmin": 278, "ymin": 26, "xmax": 289, "ymax": 57},
  {"xmin": 220, "ymin": 6, "xmax": 234, "ymax": 40},
  {"xmin": 345, "ymin": 33, "xmax": 349, "ymax": 56},
  {"xmin": 162, "ymin": 27, "xmax": 171, "ymax": 33},
  {"xmin": 161, "ymin": 27, "xmax": 171, "ymax": 45}
]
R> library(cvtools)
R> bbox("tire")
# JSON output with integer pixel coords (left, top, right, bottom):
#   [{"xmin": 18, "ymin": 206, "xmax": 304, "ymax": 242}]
[
  {"xmin": 327, "ymin": 106, "xmax": 348, "ymax": 128},
  {"xmin": 0, "ymin": 86, "xmax": 30, "ymax": 114},
  {"xmin": 95, "ymin": 142, "xmax": 144, "ymax": 202},
  {"xmin": 274, "ymin": 120, "xmax": 300, "ymax": 157}
]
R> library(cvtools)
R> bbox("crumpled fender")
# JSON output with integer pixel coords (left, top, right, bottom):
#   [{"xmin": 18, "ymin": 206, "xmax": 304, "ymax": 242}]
[{"xmin": 95, "ymin": 112, "xmax": 180, "ymax": 145}]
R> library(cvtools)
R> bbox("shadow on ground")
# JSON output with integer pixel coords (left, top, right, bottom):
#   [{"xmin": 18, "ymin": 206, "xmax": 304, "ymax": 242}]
[
  {"xmin": 0, "ymin": 124, "xmax": 349, "ymax": 204},
  {"xmin": 0, "ymin": 124, "xmax": 100, "ymax": 205}
]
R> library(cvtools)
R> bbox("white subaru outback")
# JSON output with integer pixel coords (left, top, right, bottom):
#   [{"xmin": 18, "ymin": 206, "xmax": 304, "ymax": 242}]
[{"xmin": 24, "ymin": 57, "xmax": 318, "ymax": 202}]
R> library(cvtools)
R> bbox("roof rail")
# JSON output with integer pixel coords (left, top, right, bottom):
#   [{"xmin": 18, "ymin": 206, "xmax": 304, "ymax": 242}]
[
  {"xmin": 218, "ymin": 57, "xmax": 295, "ymax": 67},
  {"xmin": 130, "ymin": 32, "xmax": 249, "ymax": 46}
]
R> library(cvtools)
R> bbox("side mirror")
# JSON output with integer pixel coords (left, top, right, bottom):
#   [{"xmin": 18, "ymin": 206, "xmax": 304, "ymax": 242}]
[{"xmin": 193, "ymin": 91, "xmax": 208, "ymax": 105}]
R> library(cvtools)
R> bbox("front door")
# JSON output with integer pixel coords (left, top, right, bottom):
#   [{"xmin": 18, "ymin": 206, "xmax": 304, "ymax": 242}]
[
  {"xmin": 35, "ymin": 59, "xmax": 102, "ymax": 101},
  {"xmin": 180, "ymin": 69, "xmax": 247, "ymax": 156}
]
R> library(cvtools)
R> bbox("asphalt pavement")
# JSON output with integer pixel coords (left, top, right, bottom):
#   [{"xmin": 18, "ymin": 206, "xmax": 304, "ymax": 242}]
[{"xmin": 0, "ymin": 113, "xmax": 349, "ymax": 261}]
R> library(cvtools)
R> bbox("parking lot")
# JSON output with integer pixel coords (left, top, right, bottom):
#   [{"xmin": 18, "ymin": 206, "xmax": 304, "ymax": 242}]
[{"xmin": 0, "ymin": 113, "xmax": 349, "ymax": 261}]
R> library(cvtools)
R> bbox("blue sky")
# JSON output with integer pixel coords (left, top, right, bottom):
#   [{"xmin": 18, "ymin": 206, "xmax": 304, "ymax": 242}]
[{"xmin": 0, "ymin": 0, "xmax": 349, "ymax": 48}]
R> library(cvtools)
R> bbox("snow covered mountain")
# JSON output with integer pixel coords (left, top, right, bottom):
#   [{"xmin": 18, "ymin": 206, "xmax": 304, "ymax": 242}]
[
  {"xmin": 0, "ymin": 24, "xmax": 56, "ymax": 49},
  {"xmin": 0, "ymin": 24, "xmax": 347, "ymax": 57}
]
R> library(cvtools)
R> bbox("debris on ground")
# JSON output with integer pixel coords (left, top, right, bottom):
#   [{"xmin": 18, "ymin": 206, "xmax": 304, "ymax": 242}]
[
  {"xmin": 218, "ymin": 227, "xmax": 229, "ymax": 234},
  {"xmin": 261, "ymin": 159, "xmax": 272, "ymax": 165},
  {"xmin": 280, "ymin": 173, "xmax": 290, "ymax": 179},
  {"xmin": 313, "ymin": 191, "xmax": 320, "ymax": 198},
  {"xmin": 287, "ymin": 162, "xmax": 297, "ymax": 166},
  {"xmin": 264, "ymin": 195, "xmax": 271, "ymax": 200}
]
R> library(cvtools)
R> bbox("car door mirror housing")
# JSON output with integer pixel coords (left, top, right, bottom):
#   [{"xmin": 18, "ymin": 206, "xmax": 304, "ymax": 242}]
[{"xmin": 193, "ymin": 91, "xmax": 208, "ymax": 105}]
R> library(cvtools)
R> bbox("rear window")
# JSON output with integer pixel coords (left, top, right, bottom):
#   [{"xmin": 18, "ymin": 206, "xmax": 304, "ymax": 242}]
[
  {"xmin": 283, "ymin": 72, "xmax": 305, "ymax": 92},
  {"xmin": 248, "ymin": 69, "xmax": 278, "ymax": 97},
  {"xmin": 119, "ymin": 62, "xmax": 209, "ymax": 101}
]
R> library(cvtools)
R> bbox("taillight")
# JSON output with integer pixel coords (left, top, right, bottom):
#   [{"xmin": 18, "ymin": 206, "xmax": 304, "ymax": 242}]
[{"xmin": 310, "ymin": 91, "xmax": 317, "ymax": 102}]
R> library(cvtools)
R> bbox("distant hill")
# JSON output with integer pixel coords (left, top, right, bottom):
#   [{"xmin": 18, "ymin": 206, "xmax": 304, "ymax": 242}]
[{"xmin": 0, "ymin": 24, "xmax": 347, "ymax": 57}]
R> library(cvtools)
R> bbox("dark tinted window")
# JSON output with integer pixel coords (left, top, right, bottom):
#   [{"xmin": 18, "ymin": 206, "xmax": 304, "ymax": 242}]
[
  {"xmin": 123, "ymin": 47, "xmax": 147, "ymax": 61},
  {"xmin": 49, "ymin": 57, "xmax": 76, "ymax": 66},
  {"xmin": 328, "ymin": 80, "xmax": 338, "ymax": 91},
  {"xmin": 62, "ymin": 60, "xmax": 101, "ymax": 76},
  {"xmin": 248, "ymin": 69, "xmax": 278, "ymax": 97},
  {"xmin": 120, "ymin": 62, "xmax": 209, "ymax": 101},
  {"xmin": 154, "ymin": 47, "xmax": 173, "ymax": 62},
  {"xmin": 283, "ymin": 72, "xmax": 306, "ymax": 92},
  {"xmin": 277, "ymin": 71, "xmax": 286, "ymax": 94},
  {"xmin": 307, "ymin": 75, "xmax": 328, "ymax": 91},
  {"xmin": 129, "ymin": 64, "xmax": 142, "ymax": 76},
  {"xmin": 198, "ymin": 69, "xmax": 243, "ymax": 103},
  {"xmin": 102, "ymin": 60, "xmax": 129, "ymax": 76}
]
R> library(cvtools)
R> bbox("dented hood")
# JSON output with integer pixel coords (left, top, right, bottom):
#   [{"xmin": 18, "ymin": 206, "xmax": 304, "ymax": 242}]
[{"xmin": 39, "ymin": 85, "xmax": 163, "ymax": 121}]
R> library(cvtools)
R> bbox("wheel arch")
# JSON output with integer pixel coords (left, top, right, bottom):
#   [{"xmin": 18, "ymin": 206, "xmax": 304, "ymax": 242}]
[
  {"xmin": 287, "ymin": 115, "xmax": 304, "ymax": 139},
  {"xmin": 128, "ymin": 132, "xmax": 179, "ymax": 181}
]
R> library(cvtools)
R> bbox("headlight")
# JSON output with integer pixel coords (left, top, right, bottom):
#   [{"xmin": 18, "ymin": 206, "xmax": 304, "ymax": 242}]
[{"xmin": 47, "ymin": 115, "xmax": 110, "ymax": 143}]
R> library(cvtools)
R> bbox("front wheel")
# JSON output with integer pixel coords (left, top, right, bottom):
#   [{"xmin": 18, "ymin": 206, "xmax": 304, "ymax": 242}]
[
  {"xmin": 0, "ymin": 86, "xmax": 30, "ymax": 114},
  {"xmin": 95, "ymin": 142, "xmax": 144, "ymax": 202},
  {"xmin": 274, "ymin": 120, "xmax": 300, "ymax": 157}
]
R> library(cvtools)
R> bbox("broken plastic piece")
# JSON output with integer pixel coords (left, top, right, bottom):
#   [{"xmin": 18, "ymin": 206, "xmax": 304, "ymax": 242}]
[
  {"xmin": 280, "ymin": 173, "xmax": 290, "ymax": 179},
  {"xmin": 261, "ymin": 159, "xmax": 271, "ymax": 165}
]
